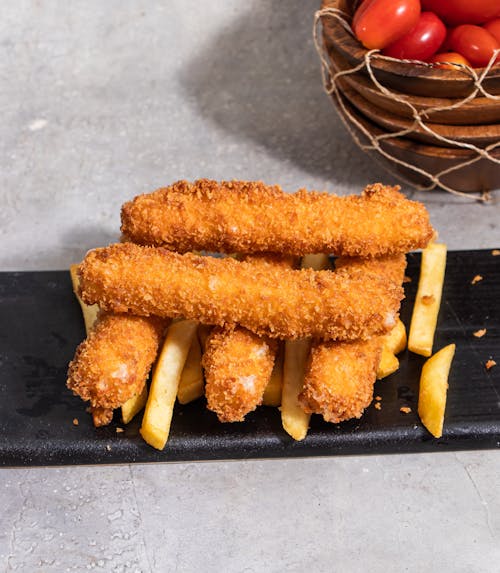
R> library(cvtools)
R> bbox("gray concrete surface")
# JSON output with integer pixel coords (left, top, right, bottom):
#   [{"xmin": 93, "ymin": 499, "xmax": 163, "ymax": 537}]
[{"xmin": 0, "ymin": 1, "xmax": 499, "ymax": 571}]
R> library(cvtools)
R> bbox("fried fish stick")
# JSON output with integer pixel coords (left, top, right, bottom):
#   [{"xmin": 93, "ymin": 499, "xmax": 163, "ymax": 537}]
[
  {"xmin": 202, "ymin": 254, "xmax": 295, "ymax": 422},
  {"xmin": 78, "ymin": 244, "xmax": 404, "ymax": 341},
  {"xmin": 67, "ymin": 313, "xmax": 167, "ymax": 412},
  {"xmin": 203, "ymin": 327, "xmax": 278, "ymax": 422},
  {"xmin": 299, "ymin": 338, "xmax": 384, "ymax": 423},
  {"xmin": 121, "ymin": 179, "xmax": 434, "ymax": 257},
  {"xmin": 298, "ymin": 255, "xmax": 407, "ymax": 423}
]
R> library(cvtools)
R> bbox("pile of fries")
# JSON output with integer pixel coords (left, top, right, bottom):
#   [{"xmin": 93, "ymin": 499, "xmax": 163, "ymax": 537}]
[{"xmin": 70, "ymin": 239, "xmax": 454, "ymax": 449}]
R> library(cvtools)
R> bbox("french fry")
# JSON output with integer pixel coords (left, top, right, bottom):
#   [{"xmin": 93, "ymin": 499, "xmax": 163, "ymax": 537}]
[
  {"xmin": 281, "ymin": 253, "xmax": 330, "ymax": 440},
  {"xmin": 377, "ymin": 346, "xmax": 400, "ymax": 380},
  {"xmin": 376, "ymin": 319, "xmax": 407, "ymax": 379},
  {"xmin": 70, "ymin": 264, "xmax": 99, "ymax": 334},
  {"xmin": 418, "ymin": 343, "xmax": 455, "ymax": 438},
  {"xmin": 262, "ymin": 343, "xmax": 284, "ymax": 407},
  {"xmin": 177, "ymin": 334, "xmax": 204, "ymax": 404},
  {"xmin": 281, "ymin": 339, "xmax": 312, "ymax": 441},
  {"xmin": 121, "ymin": 386, "xmax": 148, "ymax": 424},
  {"xmin": 408, "ymin": 243, "xmax": 447, "ymax": 357},
  {"xmin": 140, "ymin": 319, "xmax": 198, "ymax": 450},
  {"xmin": 385, "ymin": 318, "xmax": 407, "ymax": 355}
]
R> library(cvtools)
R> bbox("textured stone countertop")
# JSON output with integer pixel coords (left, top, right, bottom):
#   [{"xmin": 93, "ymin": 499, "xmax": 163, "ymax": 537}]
[{"xmin": 1, "ymin": 2, "xmax": 499, "ymax": 571}]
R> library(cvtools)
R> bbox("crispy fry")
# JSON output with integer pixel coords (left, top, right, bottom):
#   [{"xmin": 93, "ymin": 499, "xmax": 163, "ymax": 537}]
[
  {"xmin": 140, "ymin": 320, "xmax": 198, "ymax": 450},
  {"xmin": 408, "ymin": 243, "xmax": 447, "ymax": 357},
  {"xmin": 177, "ymin": 334, "xmax": 204, "ymax": 404},
  {"xmin": 79, "ymin": 244, "xmax": 404, "ymax": 341},
  {"xmin": 282, "ymin": 339, "xmax": 312, "ymax": 441},
  {"xmin": 384, "ymin": 318, "xmax": 407, "ymax": 355},
  {"xmin": 376, "ymin": 319, "xmax": 407, "ymax": 379},
  {"xmin": 418, "ymin": 343, "xmax": 455, "ymax": 438},
  {"xmin": 70, "ymin": 264, "xmax": 99, "ymax": 334},
  {"xmin": 281, "ymin": 254, "xmax": 330, "ymax": 440},
  {"xmin": 376, "ymin": 345, "xmax": 400, "ymax": 380},
  {"xmin": 121, "ymin": 179, "xmax": 434, "ymax": 256},
  {"xmin": 121, "ymin": 386, "xmax": 149, "ymax": 424}
]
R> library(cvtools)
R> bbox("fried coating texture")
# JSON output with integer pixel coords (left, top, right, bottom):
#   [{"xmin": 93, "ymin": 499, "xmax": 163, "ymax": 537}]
[
  {"xmin": 298, "ymin": 255, "xmax": 407, "ymax": 423},
  {"xmin": 90, "ymin": 406, "xmax": 114, "ymax": 427},
  {"xmin": 121, "ymin": 179, "xmax": 434, "ymax": 257},
  {"xmin": 299, "ymin": 338, "xmax": 383, "ymax": 423},
  {"xmin": 203, "ymin": 326, "xmax": 278, "ymax": 422},
  {"xmin": 67, "ymin": 313, "xmax": 166, "ymax": 411},
  {"xmin": 78, "ymin": 243, "xmax": 404, "ymax": 341},
  {"xmin": 202, "ymin": 255, "xmax": 293, "ymax": 422}
]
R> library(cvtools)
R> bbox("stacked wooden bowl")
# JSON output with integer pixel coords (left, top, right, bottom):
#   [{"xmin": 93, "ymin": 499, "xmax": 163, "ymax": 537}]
[{"xmin": 320, "ymin": 0, "xmax": 500, "ymax": 193}]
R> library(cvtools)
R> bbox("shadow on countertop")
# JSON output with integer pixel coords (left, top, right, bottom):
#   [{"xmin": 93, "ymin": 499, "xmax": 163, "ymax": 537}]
[{"xmin": 179, "ymin": 1, "xmax": 389, "ymax": 187}]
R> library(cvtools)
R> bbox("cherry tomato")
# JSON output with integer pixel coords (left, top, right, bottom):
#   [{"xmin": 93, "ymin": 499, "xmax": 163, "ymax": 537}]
[
  {"xmin": 428, "ymin": 51, "xmax": 472, "ymax": 69},
  {"xmin": 353, "ymin": 0, "xmax": 421, "ymax": 50},
  {"xmin": 383, "ymin": 12, "xmax": 446, "ymax": 61},
  {"xmin": 449, "ymin": 25, "xmax": 499, "ymax": 67},
  {"xmin": 421, "ymin": 0, "xmax": 500, "ymax": 26},
  {"xmin": 484, "ymin": 19, "xmax": 500, "ymax": 44}
]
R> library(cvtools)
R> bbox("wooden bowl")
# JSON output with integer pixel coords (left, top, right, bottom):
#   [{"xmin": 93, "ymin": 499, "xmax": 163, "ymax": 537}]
[
  {"xmin": 338, "ymin": 81, "xmax": 500, "ymax": 148},
  {"xmin": 321, "ymin": 0, "xmax": 500, "ymax": 98},
  {"xmin": 331, "ymin": 90, "xmax": 500, "ymax": 193},
  {"xmin": 327, "ymin": 46, "xmax": 500, "ymax": 126}
]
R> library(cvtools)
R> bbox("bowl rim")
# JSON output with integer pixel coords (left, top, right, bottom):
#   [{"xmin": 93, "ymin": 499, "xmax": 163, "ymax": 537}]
[{"xmin": 320, "ymin": 0, "xmax": 500, "ymax": 85}]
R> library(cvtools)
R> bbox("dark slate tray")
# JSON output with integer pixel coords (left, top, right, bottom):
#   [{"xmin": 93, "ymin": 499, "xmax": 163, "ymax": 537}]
[{"xmin": 0, "ymin": 250, "xmax": 499, "ymax": 467}]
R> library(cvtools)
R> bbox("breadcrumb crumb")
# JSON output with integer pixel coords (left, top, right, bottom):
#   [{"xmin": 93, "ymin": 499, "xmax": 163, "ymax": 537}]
[
  {"xmin": 492, "ymin": 250, "xmax": 500, "ymax": 256},
  {"xmin": 375, "ymin": 395, "xmax": 382, "ymax": 401},
  {"xmin": 471, "ymin": 275, "xmax": 483, "ymax": 285},
  {"xmin": 116, "ymin": 427, "xmax": 124, "ymax": 433},
  {"xmin": 400, "ymin": 407, "xmax": 411, "ymax": 414},
  {"xmin": 485, "ymin": 359, "xmax": 496, "ymax": 370},
  {"xmin": 374, "ymin": 402, "xmax": 382, "ymax": 410},
  {"xmin": 72, "ymin": 418, "xmax": 79, "ymax": 426},
  {"xmin": 473, "ymin": 329, "xmax": 487, "ymax": 338}
]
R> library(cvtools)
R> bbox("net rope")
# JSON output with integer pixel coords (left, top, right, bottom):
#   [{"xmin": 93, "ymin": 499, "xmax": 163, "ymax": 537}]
[{"xmin": 313, "ymin": 7, "xmax": 500, "ymax": 201}]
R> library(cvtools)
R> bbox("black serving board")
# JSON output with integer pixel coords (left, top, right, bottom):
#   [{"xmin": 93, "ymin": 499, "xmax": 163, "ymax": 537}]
[{"xmin": 0, "ymin": 250, "xmax": 499, "ymax": 467}]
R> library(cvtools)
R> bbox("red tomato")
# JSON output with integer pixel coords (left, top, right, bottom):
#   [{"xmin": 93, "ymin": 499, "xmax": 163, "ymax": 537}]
[
  {"xmin": 353, "ymin": 0, "xmax": 421, "ymax": 50},
  {"xmin": 449, "ymin": 25, "xmax": 499, "ymax": 67},
  {"xmin": 428, "ymin": 51, "xmax": 472, "ymax": 69},
  {"xmin": 421, "ymin": 0, "xmax": 500, "ymax": 26},
  {"xmin": 383, "ymin": 12, "xmax": 446, "ymax": 61},
  {"xmin": 484, "ymin": 19, "xmax": 500, "ymax": 44}
]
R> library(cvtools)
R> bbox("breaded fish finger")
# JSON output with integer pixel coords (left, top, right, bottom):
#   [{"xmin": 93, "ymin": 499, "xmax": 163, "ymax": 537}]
[
  {"xmin": 298, "ymin": 255, "xmax": 407, "ymax": 423},
  {"xmin": 78, "ymin": 243, "xmax": 404, "ymax": 341},
  {"xmin": 202, "ymin": 255, "xmax": 295, "ymax": 422},
  {"xmin": 120, "ymin": 179, "xmax": 434, "ymax": 257},
  {"xmin": 67, "ymin": 312, "xmax": 167, "ymax": 413},
  {"xmin": 203, "ymin": 326, "xmax": 278, "ymax": 422},
  {"xmin": 299, "ymin": 337, "xmax": 384, "ymax": 423}
]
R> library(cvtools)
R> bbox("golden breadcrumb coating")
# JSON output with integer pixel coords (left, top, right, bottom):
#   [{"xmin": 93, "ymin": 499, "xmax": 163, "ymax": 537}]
[
  {"xmin": 203, "ymin": 326, "xmax": 278, "ymax": 422},
  {"xmin": 67, "ymin": 313, "xmax": 166, "ymax": 411},
  {"xmin": 120, "ymin": 179, "xmax": 434, "ymax": 257},
  {"xmin": 299, "ymin": 338, "xmax": 383, "ymax": 423},
  {"xmin": 90, "ymin": 406, "xmax": 114, "ymax": 427},
  {"xmin": 298, "ymin": 255, "xmax": 407, "ymax": 423},
  {"xmin": 202, "ymin": 254, "xmax": 294, "ymax": 422},
  {"xmin": 78, "ymin": 243, "xmax": 404, "ymax": 341}
]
